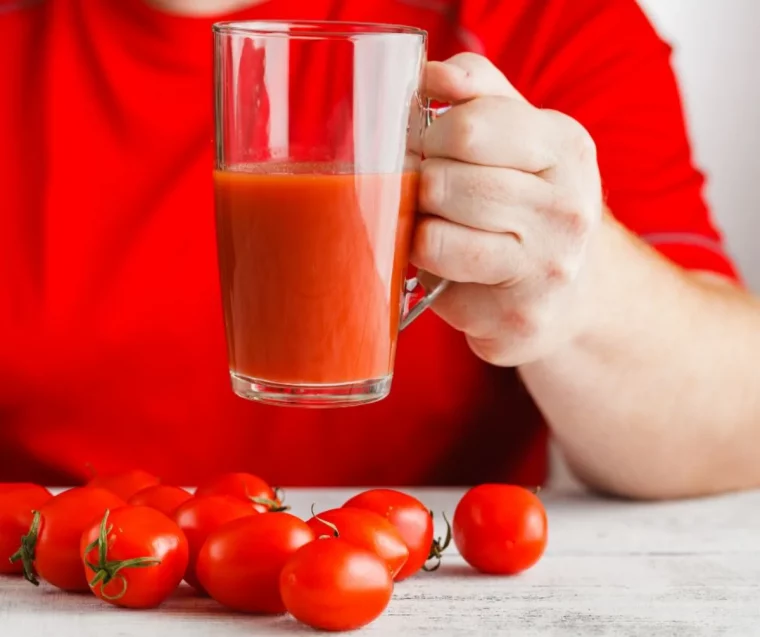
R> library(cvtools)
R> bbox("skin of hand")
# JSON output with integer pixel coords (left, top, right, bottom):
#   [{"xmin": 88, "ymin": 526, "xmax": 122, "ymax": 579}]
[{"xmin": 413, "ymin": 52, "xmax": 603, "ymax": 368}]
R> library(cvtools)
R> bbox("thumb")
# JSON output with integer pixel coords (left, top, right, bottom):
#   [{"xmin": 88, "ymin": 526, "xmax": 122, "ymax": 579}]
[{"xmin": 424, "ymin": 52, "xmax": 525, "ymax": 104}]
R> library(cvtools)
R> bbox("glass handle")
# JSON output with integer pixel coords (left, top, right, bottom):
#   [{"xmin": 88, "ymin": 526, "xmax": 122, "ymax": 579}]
[
  {"xmin": 400, "ymin": 275, "xmax": 449, "ymax": 331},
  {"xmin": 400, "ymin": 101, "xmax": 452, "ymax": 331}
]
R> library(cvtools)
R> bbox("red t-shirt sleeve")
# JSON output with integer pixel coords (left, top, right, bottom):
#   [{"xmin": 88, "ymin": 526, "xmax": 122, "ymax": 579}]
[{"xmin": 459, "ymin": 0, "xmax": 740, "ymax": 282}]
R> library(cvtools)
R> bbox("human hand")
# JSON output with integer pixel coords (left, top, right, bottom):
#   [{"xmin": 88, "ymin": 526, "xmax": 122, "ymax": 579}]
[{"xmin": 412, "ymin": 53, "xmax": 604, "ymax": 366}]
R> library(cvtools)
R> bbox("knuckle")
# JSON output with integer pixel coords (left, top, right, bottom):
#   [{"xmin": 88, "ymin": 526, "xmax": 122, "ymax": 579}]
[
  {"xmin": 419, "ymin": 160, "xmax": 448, "ymax": 213},
  {"xmin": 563, "ymin": 208, "xmax": 589, "ymax": 237},
  {"xmin": 497, "ymin": 306, "xmax": 538, "ymax": 340},
  {"xmin": 546, "ymin": 110, "xmax": 597, "ymax": 162},
  {"xmin": 547, "ymin": 187, "xmax": 590, "ymax": 237},
  {"xmin": 413, "ymin": 217, "xmax": 446, "ymax": 272},
  {"xmin": 451, "ymin": 108, "xmax": 481, "ymax": 159},
  {"xmin": 466, "ymin": 300, "xmax": 552, "ymax": 367},
  {"xmin": 565, "ymin": 115, "xmax": 597, "ymax": 161},
  {"xmin": 543, "ymin": 261, "xmax": 571, "ymax": 286}
]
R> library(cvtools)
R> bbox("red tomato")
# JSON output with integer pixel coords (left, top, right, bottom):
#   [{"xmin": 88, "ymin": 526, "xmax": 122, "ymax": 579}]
[
  {"xmin": 0, "ymin": 483, "xmax": 51, "ymax": 495},
  {"xmin": 128, "ymin": 485, "xmax": 192, "ymax": 518},
  {"xmin": 453, "ymin": 484, "xmax": 547, "ymax": 575},
  {"xmin": 11, "ymin": 487, "xmax": 125, "ymax": 590},
  {"xmin": 306, "ymin": 507, "xmax": 408, "ymax": 579},
  {"xmin": 172, "ymin": 495, "xmax": 258, "ymax": 592},
  {"xmin": 81, "ymin": 506, "xmax": 188, "ymax": 608},
  {"xmin": 87, "ymin": 469, "xmax": 161, "ymax": 501},
  {"xmin": 280, "ymin": 539, "xmax": 393, "ymax": 631},
  {"xmin": 196, "ymin": 513, "xmax": 314, "ymax": 613},
  {"xmin": 194, "ymin": 472, "xmax": 285, "ymax": 513},
  {"xmin": 343, "ymin": 489, "xmax": 441, "ymax": 580},
  {"xmin": 1, "ymin": 485, "xmax": 52, "ymax": 575}
]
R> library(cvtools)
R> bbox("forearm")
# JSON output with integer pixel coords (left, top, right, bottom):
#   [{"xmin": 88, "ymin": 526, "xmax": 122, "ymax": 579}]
[{"xmin": 519, "ymin": 214, "xmax": 760, "ymax": 500}]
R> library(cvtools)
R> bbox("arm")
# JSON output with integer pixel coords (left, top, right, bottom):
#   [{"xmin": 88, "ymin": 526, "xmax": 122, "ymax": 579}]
[
  {"xmin": 520, "ymin": 212, "xmax": 760, "ymax": 499},
  {"xmin": 426, "ymin": 0, "xmax": 754, "ymax": 500},
  {"xmin": 415, "ymin": 0, "xmax": 755, "ymax": 500}
]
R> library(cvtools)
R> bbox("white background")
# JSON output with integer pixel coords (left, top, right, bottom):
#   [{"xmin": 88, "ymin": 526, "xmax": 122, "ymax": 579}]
[{"xmin": 637, "ymin": 0, "xmax": 760, "ymax": 290}]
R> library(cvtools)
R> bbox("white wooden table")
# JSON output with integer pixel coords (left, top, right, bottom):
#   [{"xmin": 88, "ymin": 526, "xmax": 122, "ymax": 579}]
[{"xmin": 2, "ymin": 485, "xmax": 759, "ymax": 636}]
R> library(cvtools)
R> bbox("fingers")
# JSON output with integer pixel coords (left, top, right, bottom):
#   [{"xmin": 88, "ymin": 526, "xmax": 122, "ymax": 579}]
[
  {"xmin": 419, "ymin": 158, "xmax": 553, "ymax": 232},
  {"xmin": 423, "ymin": 96, "xmax": 565, "ymax": 172},
  {"xmin": 423, "ymin": 281, "xmax": 537, "ymax": 344},
  {"xmin": 411, "ymin": 53, "xmax": 526, "ymax": 160},
  {"xmin": 424, "ymin": 282, "xmax": 503, "ymax": 340},
  {"xmin": 424, "ymin": 53, "xmax": 524, "ymax": 104},
  {"xmin": 410, "ymin": 215, "xmax": 525, "ymax": 285},
  {"xmin": 422, "ymin": 282, "xmax": 551, "ymax": 366}
]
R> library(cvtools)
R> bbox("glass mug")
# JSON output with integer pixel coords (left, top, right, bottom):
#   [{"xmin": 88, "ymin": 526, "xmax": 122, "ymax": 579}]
[{"xmin": 212, "ymin": 20, "xmax": 447, "ymax": 407}]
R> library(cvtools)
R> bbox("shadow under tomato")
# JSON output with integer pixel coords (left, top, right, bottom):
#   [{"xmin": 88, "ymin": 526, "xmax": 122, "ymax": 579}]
[
  {"xmin": 415, "ymin": 562, "xmax": 532, "ymax": 580},
  {"xmin": 157, "ymin": 586, "xmax": 320, "ymax": 634}
]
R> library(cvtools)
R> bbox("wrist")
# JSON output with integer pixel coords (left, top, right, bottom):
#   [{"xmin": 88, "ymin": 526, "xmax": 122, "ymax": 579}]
[{"xmin": 536, "ymin": 211, "xmax": 679, "ymax": 366}]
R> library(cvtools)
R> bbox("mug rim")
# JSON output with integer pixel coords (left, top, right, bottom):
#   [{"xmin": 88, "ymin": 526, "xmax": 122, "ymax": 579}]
[{"xmin": 212, "ymin": 19, "xmax": 427, "ymax": 39}]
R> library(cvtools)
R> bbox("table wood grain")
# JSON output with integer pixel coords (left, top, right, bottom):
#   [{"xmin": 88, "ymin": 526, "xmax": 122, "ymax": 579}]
[{"xmin": 2, "ymin": 485, "xmax": 759, "ymax": 636}]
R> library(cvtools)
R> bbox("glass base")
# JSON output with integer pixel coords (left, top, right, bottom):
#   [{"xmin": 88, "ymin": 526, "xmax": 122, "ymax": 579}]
[{"xmin": 230, "ymin": 372, "xmax": 392, "ymax": 408}]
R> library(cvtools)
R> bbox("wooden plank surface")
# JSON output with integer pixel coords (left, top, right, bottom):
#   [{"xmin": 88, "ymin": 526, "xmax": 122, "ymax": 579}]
[{"xmin": 2, "ymin": 486, "xmax": 759, "ymax": 636}]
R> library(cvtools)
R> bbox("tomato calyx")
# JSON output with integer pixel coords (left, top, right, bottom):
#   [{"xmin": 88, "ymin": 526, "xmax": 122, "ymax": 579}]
[
  {"xmin": 245, "ymin": 485, "xmax": 289, "ymax": 512},
  {"xmin": 84, "ymin": 509, "xmax": 161, "ymax": 601},
  {"xmin": 422, "ymin": 510, "xmax": 452, "ymax": 572},
  {"xmin": 9, "ymin": 510, "xmax": 42, "ymax": 586},
  {"xmin": 250, "ymin": 495, "xmax": 289, "ymax": 513},
  {"xmin": 310, "ymin": 504, "xmax": 339, "ymax": 539}
]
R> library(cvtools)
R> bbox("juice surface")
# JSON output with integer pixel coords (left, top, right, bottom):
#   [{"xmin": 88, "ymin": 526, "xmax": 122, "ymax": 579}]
[{"xmin": 214, "ymin": 166, "xmax": 418, "ymax": 385}]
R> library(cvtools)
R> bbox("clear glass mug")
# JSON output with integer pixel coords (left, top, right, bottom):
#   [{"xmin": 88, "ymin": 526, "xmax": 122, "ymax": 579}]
[{"xmin": 212, "ymin": 20, "xmax": 447, "ymax": 408}]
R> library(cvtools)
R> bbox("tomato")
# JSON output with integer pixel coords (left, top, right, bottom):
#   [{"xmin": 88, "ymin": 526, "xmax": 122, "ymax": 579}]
[
  {"xmin": 0, "ymin": 485, "xmax": 52, "ymax": 575},
  {"xmin": 194, "ymin": 472, "xmax": 285, "ymax": 513},
  {"xmin": 11, "ymin": 487, "xmax": 125, "ymax": 590},
  {"xmin": 343, "ymin": 488, "xmax": 442, "ymax": 580},
  {"xmin": 280, "ymin": 539, "xmax": 393, "ymax": 631},
  {"xmin": 172, "ymin": 495, "xmax": 258, "ymax": 592},
  {"xmin": 81, "ymin": 506, "xmax": 188, "ymax": 608},
  {"xmin": 0, "ymin": 483, "xmax": 51, "ymax": 495},
  {"xmin": 196, "ymin": 512, "xmax": 314, "ymax": 613},
  {"xmin": 305, "ymin": 507, "xmax": 408, "ymax": 579},
  {"xmin": 87, "ymin": 469, "xmax": 161, "ymax": 501},
  {"xmin": 128, "ymin": 485, "xmax": 192, "ymax": 518},
  {"xmin": 453, "ymin": 484, "xmax": 547, "ymax": 575}
]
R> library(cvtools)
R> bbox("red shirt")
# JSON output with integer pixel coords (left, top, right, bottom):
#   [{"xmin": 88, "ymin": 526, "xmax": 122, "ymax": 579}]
[{"xmin": 0, "ymin": 0, "xmax": 738, "ymax": 486}]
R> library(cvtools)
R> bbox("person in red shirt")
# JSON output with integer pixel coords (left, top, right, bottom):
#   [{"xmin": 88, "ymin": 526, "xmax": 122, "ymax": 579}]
[{"xmin": 1, "ymin": 0, "xmax": 757, "ymax": 499}]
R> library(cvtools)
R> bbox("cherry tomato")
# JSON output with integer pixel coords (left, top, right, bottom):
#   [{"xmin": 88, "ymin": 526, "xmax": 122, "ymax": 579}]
[
  {"xmin": 280, "ymin": 539, "xmax": 393, "ymax": 632},
  {"xmin": 453, "ymin": 484, "xmax": 547, "ymax": 575},
  {"xmin": 196, "ymin": 512, "xmax": 314, "ymax": 613},
  {"xmin": 0, "ymin": 485, "xmax": 52, "ymax": 575},
  {"xmin": 306, "ymin": 507, "xmax": 408, "ymax": 579},
  {"xmin": 0, "ymin": 483, "xmax": 51, "ymax": 495},
  {"xmin": 128, "ymin": 485, "xmax": 192, "ymax": 518},
  {"xmin": 194, "ymin": 472, "xmax": 284, "ymax": 513},
  {"xmin": 343, "ymin": 489, "xmax": 440, "ymax": 580},
  {"xmin": 172, "ymin": 495, "xmax": 258, "ymax": 592},
  {"xmin": 11, "ymin": 487, "xmax": 125, "ymax": 590},
  {"xmin": 87, "ymin": 469, "xmax": 160, "ymax": 501},
  {"xmin": 80, "ymin": 506, "xmax": 188, "ymax": 608}
]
